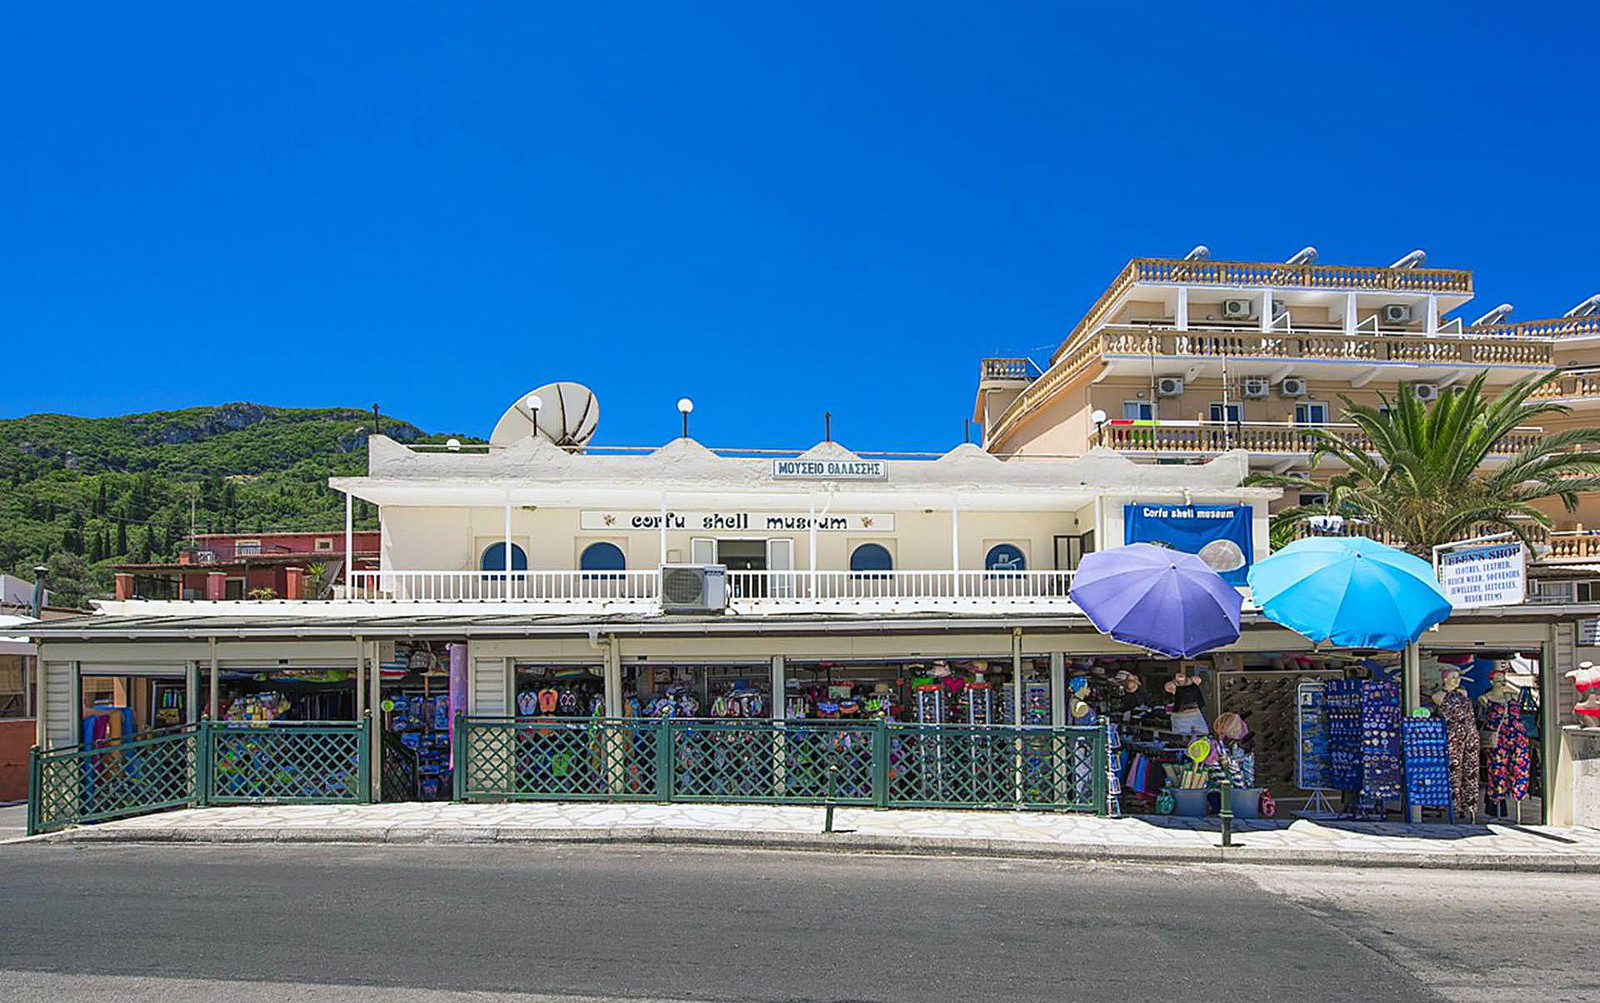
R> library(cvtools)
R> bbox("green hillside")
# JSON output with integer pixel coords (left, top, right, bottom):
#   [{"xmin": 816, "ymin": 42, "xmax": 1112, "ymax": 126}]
[{"xmin": 0, "ymin": 403, "xmax": 474, "ymax": 605}]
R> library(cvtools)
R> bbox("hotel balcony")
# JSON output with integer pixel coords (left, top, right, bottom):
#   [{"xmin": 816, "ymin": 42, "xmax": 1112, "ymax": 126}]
[
  {"xmin": 1088, "ymin": 419, "xmax": 1543, "ymax": 463},
  {"xmin": 341, "ymin": 568, "xmax": 1079, "ymax": 612},
  {"xmin": 1530, "ymin": 365, "xmax": 1600, "ymax": 405}
]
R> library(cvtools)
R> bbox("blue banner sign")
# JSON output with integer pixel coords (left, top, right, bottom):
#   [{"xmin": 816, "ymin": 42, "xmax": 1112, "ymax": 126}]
[{"xmin": 1123, "ymin": 504, "xmax": 1253, "ymax": 585}]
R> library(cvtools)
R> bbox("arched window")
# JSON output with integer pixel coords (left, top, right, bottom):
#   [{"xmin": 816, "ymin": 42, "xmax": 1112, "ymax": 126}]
[
  {"xmin": 580, "ymin": 542, "xmax": 626, "ymax": 572},
  {"xmin": 479, "ymin": 542, "xmax": 528, "ymax": 572},
  {"xmin": 849, "ymin": 543, "xmax": 893, "ymax": 573},
  {"xmin": 984, "ymin": 543, "xmax": 1026, "ymax": 572}
]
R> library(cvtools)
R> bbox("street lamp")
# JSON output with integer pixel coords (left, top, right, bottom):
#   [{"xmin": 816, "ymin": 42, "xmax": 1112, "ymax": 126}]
[
  {"xmin": 677, "ymin": 397, "xmax": 694, "ymax": 439},
  {"xmin": 1090, "ymin": 409, "xmax": 1108, "ymax": 446}
]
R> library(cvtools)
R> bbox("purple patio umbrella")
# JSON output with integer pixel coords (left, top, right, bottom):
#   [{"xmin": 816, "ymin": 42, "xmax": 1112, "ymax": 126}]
[{"xmin": 1069, "ymin": 543, "xmax": 1243, "ymax": 658}]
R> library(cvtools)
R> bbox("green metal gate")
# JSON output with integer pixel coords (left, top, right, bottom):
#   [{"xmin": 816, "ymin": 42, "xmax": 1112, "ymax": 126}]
[
  {"xmin": 29, "ymin": 724, "xmax": 199, "ymax": 835},
  {"xmin": 204, "ymin": 720, "xmax": 370, "ymax": 804},
  {"xmin": 28, "ymin": 717, "xmax": 375, "ymax": 834}
]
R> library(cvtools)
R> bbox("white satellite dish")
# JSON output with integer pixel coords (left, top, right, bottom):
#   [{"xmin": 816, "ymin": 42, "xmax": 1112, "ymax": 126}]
[{"xmin": 490, "ymin": 382, "xmax": 600, "ymax": 449}]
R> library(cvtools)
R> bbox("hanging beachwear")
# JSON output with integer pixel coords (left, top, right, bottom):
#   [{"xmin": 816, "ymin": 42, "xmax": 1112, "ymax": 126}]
[
  {"xmin": 1439, "ymin": 687, "xmax": 1480, "ymax": 816},
  {"xmin": 1482, "ymin": 697, "xmax": 1531, "ymax": 801}
]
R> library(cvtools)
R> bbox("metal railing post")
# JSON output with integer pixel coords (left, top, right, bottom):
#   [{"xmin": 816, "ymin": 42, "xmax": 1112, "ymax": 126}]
[
  {"xmin": 358, "ymin": 711, "xmax": 374, "ymax": 804},
  {"xmin": 1219, "ymin": 771, "xmax": 1234, "ymax": 848},
  {"xmin": 872, "ymin": 719, "xmax": 890, "ymax": 809},
  {"xmin": 1094, "ymin": 722, "xmax": 1109, "ymax": 817},
  {"xmin": 26, "ymin": 746, "xmax": 40, "ymax": 836},
  {"xmin": 451, "ymin": 712, "xmax": 466, "ymax": 802},
  {"xmin": 196, "ymin": 718, "xmax": 213, "ymax": 809},
  {"xmin": 655, "ymin": 718, "xmax": 674, "ymax": 804}
]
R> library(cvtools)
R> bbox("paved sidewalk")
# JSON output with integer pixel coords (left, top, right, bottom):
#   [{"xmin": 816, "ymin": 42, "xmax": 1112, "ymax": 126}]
[{"xmin": 23, "ymin": 801, "xmax": 1600, "ymax": 870}]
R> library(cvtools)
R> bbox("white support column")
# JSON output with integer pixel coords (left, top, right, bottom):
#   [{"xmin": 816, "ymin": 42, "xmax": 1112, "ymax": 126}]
[
  {"xmin": 368, "ymin": 638, "xmax": 382, "ymax": 801},
  {"xmin": 771, "ymin": 655, "xmax": 785, "ymax": 721},
  {"xmin": 1426, "ymin": 293, "xmax": 1439, "ymax": 336},
  {"xmin": 1344, "ymin": 292, "xmax": 1359, "ymax": 335},
  {"xmin": 355, "ymin": 634, "xmax": 367, "ymax": 718},
  {"xmin": 184, "ymin": 661, "xmax": 199, "ymax": 725},
  {"xmin": 604, "ymin": 637, "xmax": 622, "ymax": 718},
  {"xmin": 1260, "ymin": 290, "xmax": 1273, "ymax": 333},
  {"xmin": 950, "ymin": 493, "xmax": 961, "ymax": 574},
  {"xmin": 207, "ymin": 637, "xmax": 219, "ymax": 720},
  {"xmin": 34, "ymin": 645, "xmax": 46, "ymax": 748},
  {"xmin": 1011, "ymin": 629, "xmax": 1025, "ymax": 727},
  {"xmin": 1175, "ymin": 286, "xmax": 1189, "ymax": 331},
  {"xmin": 1050, "ymin": 651, "xmax": 1066, "ymax": 727},
  {"xmin": 344, "ymin": 491, "xmax": 354, "ymax": 587}
]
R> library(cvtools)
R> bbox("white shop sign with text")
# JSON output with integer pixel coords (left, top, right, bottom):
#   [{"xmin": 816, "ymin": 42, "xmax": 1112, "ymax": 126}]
[
  {"xmin": 1436, "ymin": 542, "xmax": 1527, "ymax": 608},
  {"xmin": 770, "ymin": 458, "xmax": 887, "ymax": 480},
  {"xmin": 581, "ymin": 510, "xmax": 895, "ymax": 532}
]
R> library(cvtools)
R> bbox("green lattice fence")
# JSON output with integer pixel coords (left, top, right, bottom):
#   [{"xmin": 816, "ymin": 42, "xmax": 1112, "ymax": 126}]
[
  {"xmin": 884, "ymin": 723, "xmax": 1104, "ymax": 811},
  {"xmin": 205, "ymin": 720, "xmax": 370, "ymax": 804},
  {"xmin": 459, "ymin": 717, "xmax": 661, "ymax": 801},
  {"xmin": 668, "ymin": 721, "xmax": 876, "ymax": 804},
  {"xmin": 29, "ymin": 725, "xmax": 198, "ymax": 834},
  {"xmin": 456, "ymin": 718, "xmax": 1105, "ymax": 812}
]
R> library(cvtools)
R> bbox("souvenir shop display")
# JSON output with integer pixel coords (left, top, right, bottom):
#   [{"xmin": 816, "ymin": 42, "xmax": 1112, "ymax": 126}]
[
  {"xmin": 516, "ymin": 671, "xmax": 605, "ymax": 718},
  {"xmin": 1164, "ymin": 665, "xmax": 1208, "ymax": 736},
  {"xmin": 1401, "ymin": 717, "xmax": 1452, "ymax": 812},
  {"xmin": 1323, "ymin": 680, "xmax": 1364, "ymax": 791},
  {"xmin": 385, "ymin": 693, "xmax": 453, "ymax": 800},
  {"xmin": 1296, "ymin": 680, "xmax": 1329, "ymax": 791},
  {"xmin": 1000, "ymin": 681, "xmax": 1051, "ymax": 726},
  {"xmin": 964, "ymin": 679, "xmax": 994, "ymax": 725},
  {"xmin": 1360, "ymin": 680, "xmax": 1403, "ymax": 803},
  {"xmin": 1431, "ymin": 666, "xmax": 1480, "ymax": 817},
  {"xmin": 223, "ymin": 691, "xmax": 293, "ymax": 722},
  {"xmin": 1480, "ymin": 668, "xmax": 1531, "ymax": 804},
  {"xmin": 1569, "ymin": 661, "xmax": 1600, "ymax": 720},
  {"xmin": 709, "ymin": 682, "xmax": 767, "ymax": 718}
]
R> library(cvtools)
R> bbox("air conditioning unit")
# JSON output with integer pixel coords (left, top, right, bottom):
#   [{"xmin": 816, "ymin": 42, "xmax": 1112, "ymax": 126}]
[
  {"xmin": 1241, "ymin": 377, "xmax": 1271, "ymax": 399},
  {"xmin": 1411, "ymin": 383, "xmax": 1441, "ymax": 402},
  {"xmin": 1382, "ymin": 303, "xmax": 1414, "ymax": 326},
  {"xmin": 1156, "ymin": 376, "xmax": 1185, "ymax": 397},
  {"xmin": 660, "ymin": 564, "xmax": 728, "ymax": 612},
  {"xmin": 1222, "ymin": 298, "xmax": 1255, "ymax": 321},
  {"xmin": 1279, "ymin": 377, "xmax": 1309, "ymax": 398}
]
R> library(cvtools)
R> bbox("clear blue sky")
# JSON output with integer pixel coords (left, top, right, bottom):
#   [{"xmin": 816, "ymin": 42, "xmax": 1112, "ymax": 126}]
[{"xmin": 4, "ymin": 2, "xmax": 1596, "ymax": 451}]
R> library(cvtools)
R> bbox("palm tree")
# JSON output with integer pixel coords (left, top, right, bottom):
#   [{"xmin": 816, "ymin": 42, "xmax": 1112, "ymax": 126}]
[{"xmin": 1251, "ymin": 371, "xmax": 1600, "ymax": 557}]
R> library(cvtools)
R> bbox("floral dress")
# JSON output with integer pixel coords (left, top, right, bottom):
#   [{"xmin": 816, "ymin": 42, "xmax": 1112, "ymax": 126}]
[
  {"xmin": 1481, "ymin": 697, "xmax": 1531, "ymax": 801},
  {"xmin": 1440, "ymin": 688, "xmax": 1480, "ymax": 815}
]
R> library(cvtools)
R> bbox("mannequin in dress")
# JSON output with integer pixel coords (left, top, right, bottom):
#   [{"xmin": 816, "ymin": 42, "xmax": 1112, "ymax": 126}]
[
  {"xmin": 1430, "ymin": 666, "xmax": 1479, "ymax": 818},
  {"xmin": 1479, "ymin": 666, "xmax": 1530, "ymax": 805}
]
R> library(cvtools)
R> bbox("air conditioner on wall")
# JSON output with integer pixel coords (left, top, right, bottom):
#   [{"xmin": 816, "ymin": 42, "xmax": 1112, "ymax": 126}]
[
  {"xmin": 1156, "ymin": 376, "xmax": 1185, "ymax": 397},
  {"xmin": 1222, "ymin": 299, "xmax": 1255, "ymax": 320},
  {"xmin": 1279, "ymin": 377, "xmax": 1309, "ymax": 398},
  {"xmin": 660, "ymin": 564, "xmax": 728, "ymax": 612},
  {"xmin": 1382, "ymin": 303, "xmax": 1414, "ymax": 326},
  {"xmin": 1242, "ymin": 377, "xmax": 1271, "ymax": 399},
  {"xmin": 1411, "ymin": 383, "xmax": 1440, "ymax": 402}
]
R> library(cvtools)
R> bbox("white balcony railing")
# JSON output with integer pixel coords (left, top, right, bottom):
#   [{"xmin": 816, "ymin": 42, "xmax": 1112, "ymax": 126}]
[
  {"xmin": 725, "ymin": 569, "xmax": 1075, "ymax": 603},
  {"xmin": 341, "ymin": 569, "xmax": 1077, "ymax": 605},
  {"xmin": 345, "ymin": 570, "xmax": 662, "ymax": 602}
]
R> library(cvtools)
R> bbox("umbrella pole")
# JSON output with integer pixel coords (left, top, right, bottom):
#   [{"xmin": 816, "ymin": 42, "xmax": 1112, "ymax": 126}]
[{"xmin": 1402, "ymin": 640, "xmax": 1422, "ymax": 823}]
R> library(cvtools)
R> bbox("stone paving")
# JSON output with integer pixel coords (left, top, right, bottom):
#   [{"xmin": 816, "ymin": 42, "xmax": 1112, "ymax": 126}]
[{"xmin": 25, "ymin": 800, "xmax": 1600, "ymax": 869}]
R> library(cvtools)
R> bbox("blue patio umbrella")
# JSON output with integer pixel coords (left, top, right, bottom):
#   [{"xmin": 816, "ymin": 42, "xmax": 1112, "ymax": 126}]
[
  {"xmin": 1069, "ymin": 543, "xmax": 1243, "ymax": 658},
  {"xmin": 1246, "ymin": 536, "xmax": 1451, "ymax": 651}
]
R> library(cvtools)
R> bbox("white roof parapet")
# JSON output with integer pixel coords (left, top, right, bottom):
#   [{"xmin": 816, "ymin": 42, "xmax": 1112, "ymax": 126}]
[{"xmin": 337, "ymin": 436, "xmax": 1273, "ymax": 503}]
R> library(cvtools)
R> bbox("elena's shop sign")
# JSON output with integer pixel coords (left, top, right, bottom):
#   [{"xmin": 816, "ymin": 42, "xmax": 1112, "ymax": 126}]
[{"xmin": 580, "ymin": 510, "xmax": 895, "ymax": 532}]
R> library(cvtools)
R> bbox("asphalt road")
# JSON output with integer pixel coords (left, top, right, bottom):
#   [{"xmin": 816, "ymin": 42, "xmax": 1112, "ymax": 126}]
[{"xmin": 1, "ymin": 843, "xmax": 1594, "ymax": 1003}]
